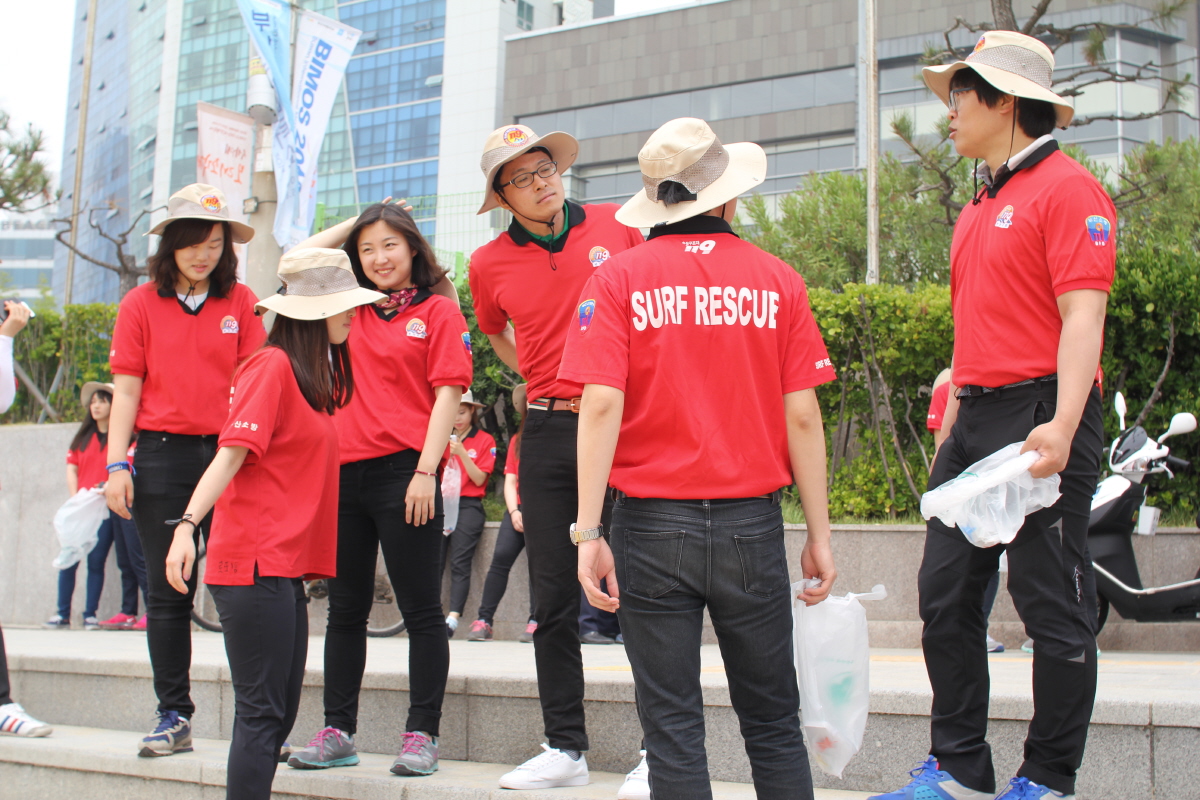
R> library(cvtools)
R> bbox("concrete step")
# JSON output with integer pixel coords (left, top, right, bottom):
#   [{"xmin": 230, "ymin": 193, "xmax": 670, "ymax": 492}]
[
  {"xmin": 0, "ymin": 724, "xmax": 874, "ymax": 799},
  {"xmin": 4, "ymin": 629, "xmax": 1199, "ymax": 798}
]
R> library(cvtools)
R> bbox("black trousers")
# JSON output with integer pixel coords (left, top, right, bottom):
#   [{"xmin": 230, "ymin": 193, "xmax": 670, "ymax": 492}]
[
  {"xmin": 475, "ymin": 511, "xmax": 535, "ymax": 625},
  {"xmin": 131, "ymin": 432, "xmax": 217, "ymax": 717},
  {"xmin": 920, "ymin": 382, "xmax": 1103, "ymax": 796},
  {"xmin": 325, "ymin": 450, "xmax": 447, "ymax": 736},
  {"xmin": 0, "ymin": 623, "xmax": 11, "ymax": 706},
  {"xmin": 519, "ymin": 407, "xmax": 589, "ymax": 751},
  {"xmin": 444, "ymin": 497, "xmax": 486, "ymax": 615},
  {"xmin": 210, "ymin": 576, "xmax": 307, "ymax": 800}
]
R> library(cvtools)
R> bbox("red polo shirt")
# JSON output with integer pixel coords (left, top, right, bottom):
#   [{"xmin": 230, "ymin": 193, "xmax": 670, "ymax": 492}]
[
  {"xmin": 444, "ymin": 426, "xmax": 496, "ymax": 498},
  {"xmin": 334, "ymin": 293, "xmax": 473, "ymax": 464},
  {"xmin": 67, "ymin": 433, "xmax": 108, "ymax": 489},
  {"xmin": 110, "ymin": 282, "xmax": 265, "ymax": 434},
  {"xmin": 469, "ymin": 202, "xmax": 643, "ymax": 403},
  {"xmin": 559, "ymin": 217, "xmax": 835, "ymax": 499},
  {"xmin": 206, "ymin": 347, "xmax": 339, "ymax": 585},
  {"xmin": 926, "ymin": 381, "xmax": 949, "ymax": 432},
  {"xmin": 950, "ymin": 145, "xmax": 1115, "ymax": 388}
]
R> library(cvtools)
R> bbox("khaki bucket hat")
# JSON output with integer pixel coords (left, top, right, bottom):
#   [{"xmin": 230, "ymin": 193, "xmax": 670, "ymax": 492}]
[
  {"xmin": 477, "ymin": 125, "xmax": 579, "ymax": 215},
  {"xmin": 923, "ymin": 31, "xmax": 1074, "ymax": 129},
  {"xmin": 617, "ymin": 118, "xmax": 766, "ymax": 228},
  {"xmin": 460, "ymin": 389, "xmax": 486, "ymax": 408},
  {"xmin": 255, "ymin": 248, "xmax": 386, "ymax": 320},
  {"xmin": 147, "ymin": 183, "xmax": 256, "ymax": 243},
  {"xmin": 80, "ymin": 381, "xmax": 115, "ymax": 409}
]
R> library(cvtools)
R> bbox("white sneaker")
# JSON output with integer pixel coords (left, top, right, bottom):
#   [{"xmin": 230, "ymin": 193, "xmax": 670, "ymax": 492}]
[
  {"xmin": 0, "ymin": 702, "xmax": 52, "ymax": 737},
  {"xmin": 617, "ymin": 750, "xmax": 650, "ymax": 799},
  {"xmin": 498, "ymin": 743, "xmax": 589, "ymax": 789}
]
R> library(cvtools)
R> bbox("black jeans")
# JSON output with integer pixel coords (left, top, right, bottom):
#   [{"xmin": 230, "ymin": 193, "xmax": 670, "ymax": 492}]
[
  {"xmin": 325, "ymin": 450, "xmax": 447, "ymax": 736},
  {"xmin": 0, "ymin": 623, "xmax": 11, "ymax": 705},
  {"xmin": 613, "ymin": 494, "xmax": 811, "ymax": 800},
  {"xmin": 475, "ymin": 511, "xmax": 535, "ymax": 625},
  {"xmin": 211, "ymin": 576, "xmax": 307, "ymax": 800},
  {"xmin": 920, "ymin": 382, "xmax": 1103, "ymax": 796},
  {"xmin": 131, "ymin": 432, "xmax": 217, "ymax": 717},
  {"xmin": 518, "ymin": 407, "xmax": 589, "ymax": 751},
  {"xmin": 444, "ymin": 497, "xmax": 486, "ymax": 615}
]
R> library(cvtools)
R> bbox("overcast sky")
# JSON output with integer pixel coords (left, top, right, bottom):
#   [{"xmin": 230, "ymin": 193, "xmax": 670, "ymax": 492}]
[
  {"xmin": 0, "ymin": 2, "xmax": 74, "ymax": 185},
  {"xmin": 0, "ymin": 0, "xmax": 705, "ymax": 191}
]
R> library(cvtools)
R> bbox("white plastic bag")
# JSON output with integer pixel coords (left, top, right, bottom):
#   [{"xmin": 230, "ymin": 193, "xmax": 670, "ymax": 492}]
[
  {"xmin": 441, "ymin": 460, "xmax": 461, "ymax": 536},
  {"xmin": 920, "ymin": 442, "xmax": 1061, "ymax": 548},
  {"xmin": 52, "ymin": 488, "xmax": 108, "ymax": 569},
  {"xmin": 792, "ymin": 580, "xmax": 887, "ymax": 778}
]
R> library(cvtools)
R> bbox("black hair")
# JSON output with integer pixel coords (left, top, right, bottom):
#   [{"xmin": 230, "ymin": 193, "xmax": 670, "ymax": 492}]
[
  {"xmin": 657, "ymin": 180, "xmax": 697, "ymax": 206},
  {"xmin": 264, "ymin": 317, "xmax": 354, "ymax": 414},
  {"xmin": 343, "ymin": 203, "xmax": 447, "ymax": 290},
  {"xmin": 949, "ymin": 68, "xmax": 1059, "ymax": 138},
  {"xmin": 492, "ymin": 146, "xmax": 553, "ymax": 195},
  {"xmin": 70, "ymin": 389, "xmax": 112, "ymax": 453},
  {"xmin": 148, "ymin": 219, "xmax": 238, "ymax": 298}
]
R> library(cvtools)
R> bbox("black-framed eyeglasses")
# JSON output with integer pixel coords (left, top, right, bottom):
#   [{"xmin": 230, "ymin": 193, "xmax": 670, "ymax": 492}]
[
  {"xmin": 504, "ymin": 161, "xmax": 558, "ymax": 189},
  {"xmin": 948, "ymin": 87, "xmax": 975, "ymax": 112}
]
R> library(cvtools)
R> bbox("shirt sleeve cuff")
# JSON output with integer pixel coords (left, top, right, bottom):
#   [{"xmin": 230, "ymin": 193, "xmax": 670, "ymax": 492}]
[
  {"xmin": 782, "ymin": 371, "xmax": 837, "ymax": 394},
  {"xmin": 474, "ymin": 318, "xmax": 507, "ymax": 336},
  {"xmin": 1054, "ymin": 278, "xmax": 1111, "ymax": 296},
  {"xmin": 557, "ymin": 369, "xmax": 627, "ymax": 393}
]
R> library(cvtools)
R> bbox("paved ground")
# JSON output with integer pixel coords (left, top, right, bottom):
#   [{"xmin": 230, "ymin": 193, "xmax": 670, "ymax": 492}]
[{"xmin": 7, "ymin": 627, "xmax": 1200, "ymax": 708}]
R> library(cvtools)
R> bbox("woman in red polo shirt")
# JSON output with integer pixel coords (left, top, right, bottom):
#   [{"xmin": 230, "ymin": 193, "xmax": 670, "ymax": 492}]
[
  {"xmin": 443, "ymin": 390, "xmax": 496, "ymax": 636},
  {"xmin": 104, "ymin": 184, "xmax": 265, "ymax": 757},
  {"xmin": 164, "ymin": 247, "xmax": 383, "ymax": 800},
  {"xmin": 285, "ymin": 202, "xmax": 471, "ymax": 778},
  {"xmin": 48, "ymin": 382, "xmax": 147, "ymax": 631}
]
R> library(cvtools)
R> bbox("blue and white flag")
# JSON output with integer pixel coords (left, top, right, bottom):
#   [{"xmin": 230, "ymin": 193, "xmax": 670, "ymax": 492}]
[
  {"xmin": 284, "ymin": 11, "xmax": 360, "ymax": 248},
  {"xmin": 234, "ymin": 0, "xmax": 293, "ymax": 130}
]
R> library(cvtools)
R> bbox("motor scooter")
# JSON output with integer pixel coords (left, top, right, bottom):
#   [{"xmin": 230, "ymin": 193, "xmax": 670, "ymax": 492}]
[{"xmin": 1088, "ymin": 392, "xmax": 1199, "ymax": 630}]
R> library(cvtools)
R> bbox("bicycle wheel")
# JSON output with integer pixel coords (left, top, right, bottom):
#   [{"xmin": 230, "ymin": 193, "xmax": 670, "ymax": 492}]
[
  {"xmin": 366, "ymin": 543, "xmax": 406, "ymax": 638},
  {"xmin": 190, "ymin": 544, "xmax": 223, "ymax": 633}
]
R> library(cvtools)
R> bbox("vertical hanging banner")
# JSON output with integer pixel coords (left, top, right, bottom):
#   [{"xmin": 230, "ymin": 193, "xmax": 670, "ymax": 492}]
[
  {"xmin": 283, "ymin": 12, "xmax": 361, "ymax": 248},
  {"xmin": 195, "ymin": 102, "xmax": 255, "ymax": 279},
  {"xmin": 235, "ymin": 1, "xmax": 358, "ymax": 250}
]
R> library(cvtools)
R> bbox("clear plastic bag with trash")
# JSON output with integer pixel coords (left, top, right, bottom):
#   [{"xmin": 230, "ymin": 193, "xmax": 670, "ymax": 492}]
[
  {"xmin": 441, "ymin": 459, "xmax": 461, "ymax": 536},
  {"xmin": 52, "ymin": 488, "xmax": 108, "ymax": 569},
  {"xmin": 920, "ymin": 441, "xmax": 1062, "ymax": 548},
  {"xmin": 792, "ymin": 579, "xmax": 887, "ymax": 778}
]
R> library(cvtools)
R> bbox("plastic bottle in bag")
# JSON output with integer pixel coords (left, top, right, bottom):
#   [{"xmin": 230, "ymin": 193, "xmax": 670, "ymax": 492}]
[
  {"xmin": 920, "ymin": 442, "xmax": 1061, "ymax": 547},
  {"xmin": 441, "ymin": 460, "xmax": 461, "ymax": 536},
  {"xmin": 792, "ymin": 581, "xmax": 887, "ymax": 778}
]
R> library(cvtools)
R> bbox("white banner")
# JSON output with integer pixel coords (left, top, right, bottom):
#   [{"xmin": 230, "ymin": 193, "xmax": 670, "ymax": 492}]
[
  {"xmin": 196, "ymin": 102, "xmax": 255, "ymax": 279},
  {"xmin": 279, "ymin": 11, "xmax": 361, "ymax": 249}
]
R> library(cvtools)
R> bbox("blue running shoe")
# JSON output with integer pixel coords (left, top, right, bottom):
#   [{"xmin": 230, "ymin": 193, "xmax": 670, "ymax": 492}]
[
  {"xmin": 139, "ymin": 710, "xmax": 192, "ymax": 757},
  {"xmin": 994, "ymin": 777, "xmax": 1073, "ymax": 800},
  {"xmin": 868, "ymin": 756, "xmax": 993, "ymax": 800}
]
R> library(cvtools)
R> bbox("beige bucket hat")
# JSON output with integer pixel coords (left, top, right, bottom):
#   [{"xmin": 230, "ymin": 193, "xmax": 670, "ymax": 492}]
[
  {"xmin": 460, "ymin": 389, "xmax": 486, "ymax": 408},
  {"xmin": 477, "ymin": 124, "xmax": 579, "ymax": 215},
  {"xmin": 923, "ymin": 31, "xmax": 1074, "ymax": 129},
  {"xmin": 255, "ymin": 248, "xmax": 386, "ymax": 320},
  {"xmin": 147, "ymin": 183, "xmax": 256, "ymax": 243},
  {"xmin": 80, "ymin": 381, "xmax": 115, "ymax": 409},
  {"xmin": 618, "ymin": 118, "xmax": 766, "ymax": 228}
]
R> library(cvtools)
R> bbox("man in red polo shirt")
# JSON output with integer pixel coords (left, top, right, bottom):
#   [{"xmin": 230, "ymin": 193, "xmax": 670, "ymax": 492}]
[
  {"xmin": 872, "ymin": 32, "xmax": 1114, "ymax": 800},
  {"xmin": 468, "ymin": 125, "xmax": 645, "ymax": 793}
]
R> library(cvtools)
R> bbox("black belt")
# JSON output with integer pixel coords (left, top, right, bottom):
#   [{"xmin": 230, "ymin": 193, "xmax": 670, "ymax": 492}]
[
  {"xmin": 955, "ymin": 374, "xmax": 1057, "ymax": 398},
  {"xmin": 612, "ymin": 489, "xmax": 783, "ymax": 504}
]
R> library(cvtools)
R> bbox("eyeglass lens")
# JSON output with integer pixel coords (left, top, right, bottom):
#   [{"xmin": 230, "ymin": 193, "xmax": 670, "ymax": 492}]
[{"xmin": 511, "ymin": 161, "xmax": 558, "ymax": 188}]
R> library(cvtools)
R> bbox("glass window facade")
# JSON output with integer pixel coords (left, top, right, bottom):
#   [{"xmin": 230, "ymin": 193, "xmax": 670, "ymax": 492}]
[
  {"xmin": 345, "ymin": 42, "xmax": 444, "ymax": 112},
  {"xmin": 351, "ymin": 100, "xmax": 441, "ymax": 167},
  {"xmin": 339, "ymin": 0, "xmax": 445, "ymax": 53}
]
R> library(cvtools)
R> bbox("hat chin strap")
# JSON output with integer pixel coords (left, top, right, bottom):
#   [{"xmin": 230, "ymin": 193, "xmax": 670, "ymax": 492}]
[{"xmin": 500, "ymin": 189, "xmax": 562, "ymax": 271}]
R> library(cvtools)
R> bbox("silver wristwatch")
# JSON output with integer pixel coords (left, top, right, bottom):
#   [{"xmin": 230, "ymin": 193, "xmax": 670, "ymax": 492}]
[{"xmin": 569, "ymin": 522, "xmax": 604, "ymax": 545}]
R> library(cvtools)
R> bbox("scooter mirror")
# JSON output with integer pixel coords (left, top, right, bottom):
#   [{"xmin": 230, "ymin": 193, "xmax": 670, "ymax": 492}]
[
  {"xmin": 1114, "ymin": 392, "xmax": 1127, "ymax": 431},
  {"xmin": 1160, "ymin": 412, "xmax": 1197, "ymax": 442}
]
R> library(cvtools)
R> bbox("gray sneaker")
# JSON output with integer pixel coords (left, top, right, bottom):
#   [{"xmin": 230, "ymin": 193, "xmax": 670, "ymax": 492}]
[
  {"xmin": 287, "ymin": 726, "xmax": 359, "ymax": 769},
  {"xmin": 390, "ymin": 730, "xmax": 439, "ymax": 775}
]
